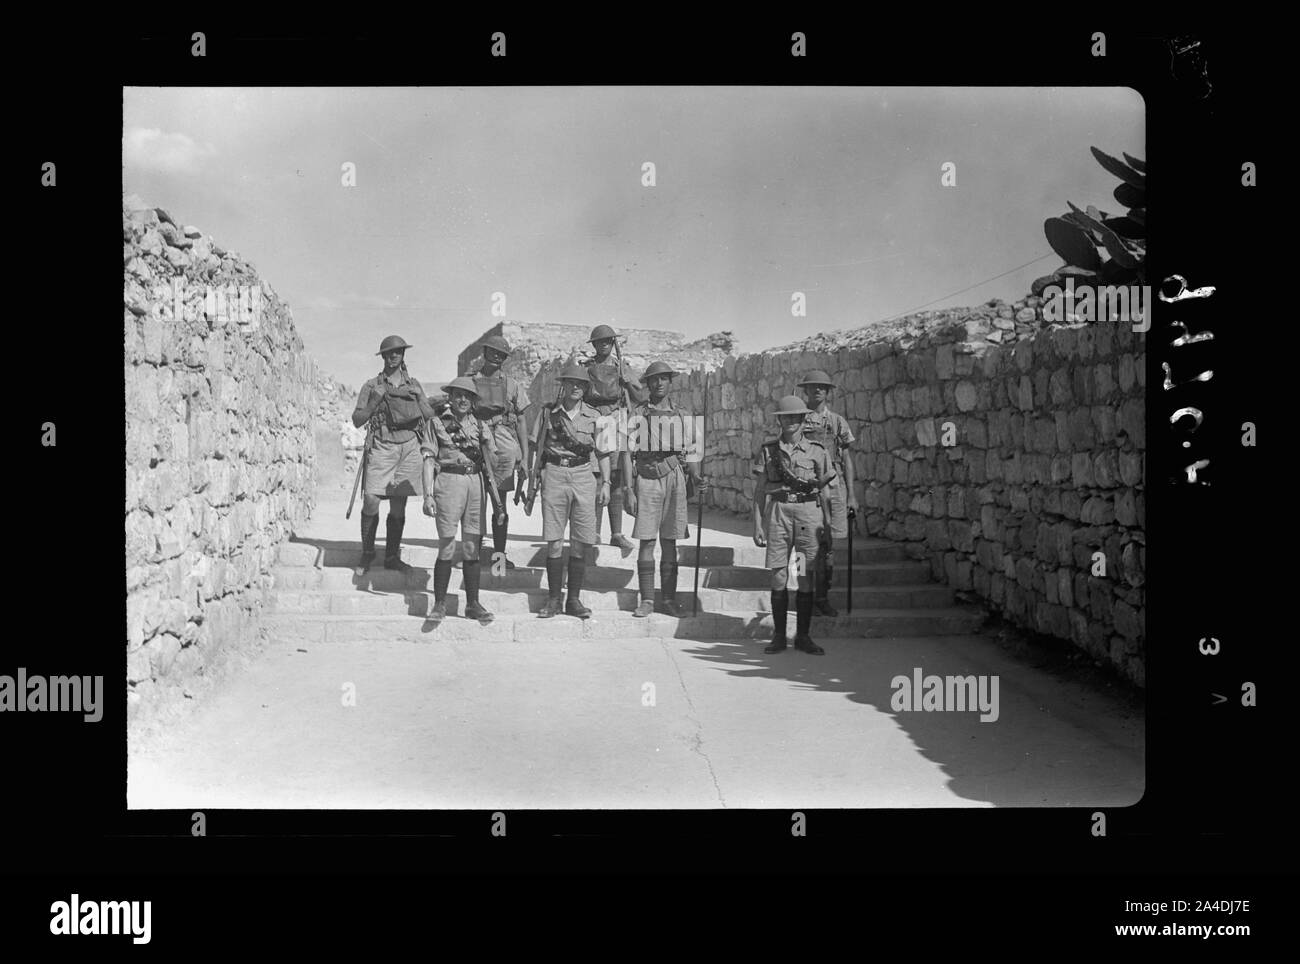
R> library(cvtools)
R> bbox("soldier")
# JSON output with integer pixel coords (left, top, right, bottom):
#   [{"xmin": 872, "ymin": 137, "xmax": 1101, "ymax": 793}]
[
  {"xmin": 797, "ymin": 370, "xmax": 859, "ymax": 616},
  {"xmin": 350, "ymin": 335, "xmax": 435, "ymax": 575},
  {"xmin": 527, "ymin": 361, "xmax": 612, "ymax": 619},
  {"xmin": 421, "ymin": 376, "xmax": 500, "ymax": 624},
  {"xmin": 583, "ymin": 324, "xmax": 647, "ymax": 553},
  {"xmin": 472, "ymin": 335, "xmax": 532, "ymax": 570},
  {"xmin": 751, "ymin": 395, "xmax": 836, "ymax": 655},
  {"xmin": 622, "ymin": 360, "xmax": 707, "ymax": 618}
]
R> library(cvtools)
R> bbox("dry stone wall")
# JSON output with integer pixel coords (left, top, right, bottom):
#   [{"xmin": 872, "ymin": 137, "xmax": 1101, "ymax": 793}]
[
  {"xmin": 680, "ymin": 296, "xmax": 1147, "ymax": 685},
  {"xmin": 123, "ymin": 195, "xmax": 319, "ymax": 729}
]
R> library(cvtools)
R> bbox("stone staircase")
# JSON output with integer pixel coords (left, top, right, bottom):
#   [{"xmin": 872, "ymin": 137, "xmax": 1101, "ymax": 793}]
[{"xmin": 264, "ymin": 501, "xmax": 985, "ymax": 643}]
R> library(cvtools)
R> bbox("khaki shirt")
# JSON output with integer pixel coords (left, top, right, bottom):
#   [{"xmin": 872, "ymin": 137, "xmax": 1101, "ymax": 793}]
[
  {"xmin": 801, "ymin": 405, "xmax": 855, "ymax": 466},
  {"xmin": 421, "ymin": 409, "xmax": 498, "ymax": 469},
  {"xmin": 353, "ymin": 370, "xmax": 432, "ymax": 444},
  {"xmin": 543, "ymin": 400, "xmax": 610, "ymax": 465},
  {"xmin": 472, "ymin": 371, "xmax": 531, "ymax": 428},
  {"xmin": 751, "ymin": 435, "xmax": 833, "ymax": 495}
]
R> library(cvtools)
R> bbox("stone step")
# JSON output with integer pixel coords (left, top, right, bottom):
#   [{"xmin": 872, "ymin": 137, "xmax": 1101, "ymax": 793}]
[
  {"xmin": 271, "ymin": 561, "xmax": 935, "ymax": 592},
  {"xmin": 263, "ymin": 607, "xmax": 985, "ymax": 644},
  {"xmin": 283, "ymin": 539, "xmax": 909, "ymax": 570},
  {"xmin": 267, "ymin": 584, "xmax": 955, "ymax": 616}
]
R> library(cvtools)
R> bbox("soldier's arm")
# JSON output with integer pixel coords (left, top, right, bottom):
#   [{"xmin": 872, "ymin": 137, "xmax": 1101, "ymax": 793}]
[
  {"xmin": 751, "ymin": 447, "xmax": 767, "ymax": 529},
  {"xmin": 352, "ymin": 383, "xmax": 380, "ymax": 428},
  {"xmin": 420, "ymin": 424, "xmax": 440, "ymax": 498}
]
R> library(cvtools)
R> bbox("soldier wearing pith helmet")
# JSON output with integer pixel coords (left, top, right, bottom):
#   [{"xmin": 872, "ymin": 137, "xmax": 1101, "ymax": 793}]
[
  {"xmin": 421, "ymin": 376, "xmax": 500, "ymax": 624},
  {"xmin": 350, "ymin": 335, "xmax": 435, "ymax": 575},
  {"xmin": 751, "ymin": 394, "xmax": 835, "ymax": 655},
  {"xmin": 583, "ymin": 324, "xmax": 647, "ymax": 553},
  {"xmin": 622, "ymin": 359, "xmax": 707, "ymax": 618},
  {"xmin": 472, "ymin": 334, "xmax": 532, "ymax": 570},
  {"xmin": 526, "ymin": 360, "xmax": 613, "ymax": 619},
  {"xmin": 796, "ymin": 369, "xmax": 858, "ymax": 617}
]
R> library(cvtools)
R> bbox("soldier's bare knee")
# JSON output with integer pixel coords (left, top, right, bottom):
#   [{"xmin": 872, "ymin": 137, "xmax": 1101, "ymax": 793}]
[{"xmin": 772, "ymin": 567, "xmax": 789, "ymax": 591}]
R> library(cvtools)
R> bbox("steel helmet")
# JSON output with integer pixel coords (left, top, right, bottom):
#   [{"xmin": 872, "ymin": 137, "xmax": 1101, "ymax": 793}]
[
  {"xmin": 588, "ymin": 324, "xmax": 618, "ymax": 343},
  {"xmin": 442, "ymin": 376, "xmax": 480, "ymax": 397},
  {"xmin": 796, "ymin": 370, "xmax": 835, "ymax": 388},
  {"xmin": 558, "ymin": 361, "xmax": 591, "ymax": 383},
  {"xmin": 775, "ymin": 395, "xmax": 812, "ymax": 416},
  {"xmin": 377, "ymin": 335, "xmax": 413, "ymax": 355},
  {"xmin": 643, "ymin": 360, "xmax": 679, "ymax": 379},
  {"xmin": 482, "ymin": 334, "xmax": 512, "ymax": 356}
]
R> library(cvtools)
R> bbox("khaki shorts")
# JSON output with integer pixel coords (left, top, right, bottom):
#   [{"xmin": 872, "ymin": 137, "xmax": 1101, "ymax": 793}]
[
  {"xmin": 433, "ymin": 470, "xmax": 483, "ymax": 539},
  {"xmin": 541, "ymin": 462, "xmax": 597, "ymax": 544},
  {"xmin": 364, "ymin": 435, "xmax": 423, "ymax": 498},
  {"xmin": 631, "ymin": 465, "xmax": 688, "ymax": 540},
  {"xmin": 764, "ymin": 498, "xmax": 824, "ymax": 570}
]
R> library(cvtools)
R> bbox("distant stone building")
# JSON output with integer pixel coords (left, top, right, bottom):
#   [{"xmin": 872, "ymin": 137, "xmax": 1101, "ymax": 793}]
[{"xmin": 458, "ymin": 321, "xmax": 737, "ymax": 410}]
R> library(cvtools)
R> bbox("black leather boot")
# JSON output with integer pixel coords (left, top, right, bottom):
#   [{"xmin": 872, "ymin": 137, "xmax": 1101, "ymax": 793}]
[
  {"xmin": 355, "ymin": 513, "xmax": 379, "ymax": 574},
  {"xmin": 794, "ymin": 591, "xmax": 825, "ymax": 654},
  {"xmin": 565, "ymin": 554, "xmax": 591, "ymax": 618},
  {"xmin": 492, "ymin": 514, "xmax": 515, "ymax": 570},
  {"xmin": 540, "ymin": 557, "xmax": 565, "ymax": 617},
  {"xmin": 463, "ymin": 545, "xmax": 493, "ymax": 622}
]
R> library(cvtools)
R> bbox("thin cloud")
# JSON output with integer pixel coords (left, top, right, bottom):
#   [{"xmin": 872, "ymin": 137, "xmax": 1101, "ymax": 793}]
[{"xmin": 123, "ymin": 127, "xmax": 215, "ymax": 174}]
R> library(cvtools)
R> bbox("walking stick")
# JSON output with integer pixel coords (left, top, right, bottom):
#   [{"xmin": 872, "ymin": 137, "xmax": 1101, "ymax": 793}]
[
  {"xmin": 692, "ymin": 371, "xmax": 708, "ymax": 617},
  {"xmin": 847, "ymin": 504, "xmax": 855, "ymax": 613}
]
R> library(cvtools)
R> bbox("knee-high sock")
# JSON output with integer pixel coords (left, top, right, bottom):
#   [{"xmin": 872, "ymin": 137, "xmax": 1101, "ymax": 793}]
[
  {"xmin": 492, "ymin": 512, "xmax": 508, "ymax": 556},
  {"xmin": 385, "ymin": 514, "xmax": 405, "ymax": 559},
  {"xmin": 546, "ymin": 557, "xmax": 565, "ymax": 599},
  {"xmin": 637, "ymin": 560, "xmax": 655, "ymax": 602},
  {"xmin": 771, "ymin": 590, "xmax": 789, "ymax": 637},
  {"xmin": 433, "ymin": 559, "xmax": 453, "ymax": 602},
  {"xmin": 463, "ymin": 543, "xmax": 482, "ymax": 604},
  {"xmin": 660, "ymin": 557, "xmax": 678, "ymax": 600},
  {"xmin": 566, "ymin": 554, "xmax": 586, "ymax": 599},
  {"xmin": 360, "ymin": 512, "xmax": 379, "ymax": 554},
  {"xmin": 795, "ymin": 591, "xmax": 814, "ymax": 636}
]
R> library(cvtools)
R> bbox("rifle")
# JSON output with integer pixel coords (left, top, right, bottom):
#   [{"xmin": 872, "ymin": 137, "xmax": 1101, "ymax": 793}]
[
  {"xmin": 692, "ymin": 370, "xmax": 708, "ymax": 617},
  {"xmin": 523, "ymin": 383, "xmax": 560, "ymax": 515},
  {"xmin": 482, "ymin": 457, "xmax": 506, "ymax": 528},
  {"xmin": 346, "ymin": 421, "xmax": 374, "ymax": 519}
]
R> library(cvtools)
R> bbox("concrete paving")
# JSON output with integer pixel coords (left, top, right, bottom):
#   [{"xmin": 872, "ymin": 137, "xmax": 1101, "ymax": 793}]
[
  {"xmin": 128, "ymin": 629, "xmax": 1143, "ymax": 809},
  {"xmin": 127, "ymin": 484, "xmax": 1144, "ymax": 809}
]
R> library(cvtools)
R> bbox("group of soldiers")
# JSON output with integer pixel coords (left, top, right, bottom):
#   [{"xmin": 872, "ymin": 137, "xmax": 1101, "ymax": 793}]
[{"xmin": 350, "ymin": 327, "xmax": 859, "ymax": 655}]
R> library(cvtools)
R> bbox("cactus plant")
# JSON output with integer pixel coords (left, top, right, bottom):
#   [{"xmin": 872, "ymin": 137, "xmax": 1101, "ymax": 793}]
[{"xmin": 1037, "ymin": 146, "xmax": 1146, "ymax": 298}]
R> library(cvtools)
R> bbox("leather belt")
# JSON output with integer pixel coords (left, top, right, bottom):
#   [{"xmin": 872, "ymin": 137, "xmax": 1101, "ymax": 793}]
[
  {"xmin": 543, "ymin": 453, "xmax": 587, "ymax": 468},
  {"xmin": 437, "ymin": 463, "xmax": 478, "ymax": 475},
  {"xmin": 769, "ymin": 491, "xmax": 818, "ymax": 504}
]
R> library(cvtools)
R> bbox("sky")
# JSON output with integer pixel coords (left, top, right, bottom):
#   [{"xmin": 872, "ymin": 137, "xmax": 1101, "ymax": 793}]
[{"xmin": 123, "ymin": 87, "xmax": 1143, "ymax": 392}]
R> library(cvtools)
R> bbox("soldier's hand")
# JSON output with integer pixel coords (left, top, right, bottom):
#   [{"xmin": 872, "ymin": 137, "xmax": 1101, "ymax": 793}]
[
  {"xmin": 597, "ymin": 481, "xmax": 610, "ymax": 509},
  {"xmin": 753, "ymin": 526, "xmax": 766, "ymax": 548},
  {"xmin": 422, "ymin": 495, "xmax": 436, "ymax": 517},
  {"xmin": 626, "ymin": 491, "xmax": 638, "ymax": 517}
]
